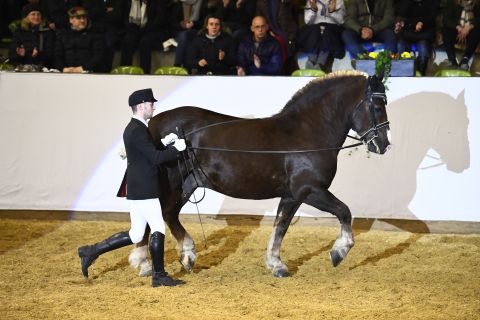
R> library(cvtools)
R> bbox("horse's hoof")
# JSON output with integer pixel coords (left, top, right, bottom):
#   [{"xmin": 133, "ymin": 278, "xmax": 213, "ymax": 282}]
[
  {"xmin": 138, "ymin": 261, "xmax": 152, "ymax": 277},
  {"xmin": 329, "ymin": 250, "xmax": 343, "ymax": 267},
  {"xmin": 180, "ymin": 253, "xmax": 195, "ymax": 273},
  {"xmin": 272, "ymin": 266, "xmax": 290, "ymax": 278}
]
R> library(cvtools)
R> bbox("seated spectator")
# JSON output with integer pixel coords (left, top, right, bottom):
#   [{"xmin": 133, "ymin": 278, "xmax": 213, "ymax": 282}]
[
  {"xmin": 297, "ymin": 0, "xmax": 346, "ymax": 72},
  {"xmin": 395, "ymin": 0, "xmax": 438, "ymax": 76},
  {"xmin": 120, "ymin": 0, "xmax": 170, "ymax": 74},
  {"xmin": 42, "ymin": 0, "xmax": 79, "ymax": 30},
  {"xmin": 216, "ymin": 0, "xmax": 255, "ymax": 48},
  {"xmin": 80, "ymin": 0, "xmax": 126, "ymax": 72},
  {"xmin": 186, "ymin": 15, "xmax": 236, "ymax": 75},
  {"xmin": 237, "ymin": 15, "xmax": 283, "ymax": 75},
  {"xmin": 342, "ymin": 0, "xmax": 397, "ymax": 58},
  {"xmin": 441, "ymin": 0, "xmax": 480, "ymax": 70},
  {"xmin": 256, "ymin": 0, "xmax": 298, "ymax": 63},
  {"xmin": 9, "ymin": 4, "xmax": 55, "ymax": 68},
  {"xmin": 54, "ymin": 7, "xmax": 104, "ymax": 73},
  {"xmin": 173, "ymin": 0, "xmax": 208, "ymax": 68}
]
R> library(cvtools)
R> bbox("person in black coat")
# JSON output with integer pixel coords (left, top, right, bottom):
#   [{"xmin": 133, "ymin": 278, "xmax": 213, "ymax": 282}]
[
  {"xmin": 78, "ymin": 88, "xmax": 187, "ymax": 287},
  {"xmin": 8, "ymin": 4, "xmax": 55, "ymax": 68},
  {"xmin": 442, "ymin": 0, "xmax": 480, "ymax": 70},
  {"xmin": 394, "ymin": 0, "xmax": 439, "ymax": 75},
  {"xmin": 54, "ymin": 6, "xmax": 104, "ymax": 72},
  {"xmin": 186, "ymin": 15, "xmax": 236, "ymax": 74},
  {"xmin": 78, "ymin": 0, "xmax": 127, "ymax": 72},
  {"xmin": 120, "ymin": 0, "xmax": 171, "ymax": 74}
]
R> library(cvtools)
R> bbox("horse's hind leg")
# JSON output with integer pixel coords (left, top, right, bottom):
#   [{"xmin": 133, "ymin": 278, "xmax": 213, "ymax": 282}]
[
  {"xmin": 128, "ymin": 225, "xmax": 153, "ymax": 277},
  {"xmin": 266, "ymin": 197, "xmax": 301, "ymax": 277},
  {"xmin": 163, "ymin": 177, "xmax": 197, "ymax": 273},
  {"xmin": 305, "ymin": 189, "xmax": 355, "ymax": 267}
]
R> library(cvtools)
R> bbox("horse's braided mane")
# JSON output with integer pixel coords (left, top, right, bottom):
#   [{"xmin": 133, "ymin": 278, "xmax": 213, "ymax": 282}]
[{"xmin": 280, "ymin": 70, "xmax": 368, "ymax": 113}]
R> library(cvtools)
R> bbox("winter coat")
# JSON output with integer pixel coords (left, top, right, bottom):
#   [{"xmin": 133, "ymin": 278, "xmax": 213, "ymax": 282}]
[
  {"xmin": 186, "ymin": 32, "xmax": 236, "ymax": 75},
  {"xmin": 9, "ymin": 23, "xmax": 55, "ymax": 67},
  {"xmin": 237, "ymin": 34, "xmax": 283, "ymax": 75},
  {"xmin": 344, "ymin": 0, "xmax": 395, "ymax": 34},
  {"xmin": 395, "ymin": 0, "xmax": 439, "ymax": 41},
  {"xmin": 54, "ymin": 26, "xmax": 104, "ymax": 71}
]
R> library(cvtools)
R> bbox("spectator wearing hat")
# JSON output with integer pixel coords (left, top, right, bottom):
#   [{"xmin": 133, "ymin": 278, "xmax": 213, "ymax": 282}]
[
  {"xmin": 41, "ymin": 0, "xmax": 79, "ymax": 30},
  {"xmin": 120, "ymin": 0, "xmax": 172, "ymax": 74},
  {"xmin": 78, "ymin": 88, "xmax": 187, "ymax": 288},
  {"xmin": 8, "ymin": 4, "xmax": 56, "ymax": 68},
  {"xmin": 54, "ymin": 6, "xmax": 104, "ymax": 73}
]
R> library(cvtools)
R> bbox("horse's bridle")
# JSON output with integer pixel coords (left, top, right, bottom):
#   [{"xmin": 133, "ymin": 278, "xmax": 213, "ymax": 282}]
[{"xmin": 351, "ymin": 84, "xmax": 390, "ymax": 146}]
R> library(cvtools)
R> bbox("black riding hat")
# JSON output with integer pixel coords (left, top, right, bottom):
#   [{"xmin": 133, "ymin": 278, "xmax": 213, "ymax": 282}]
[{"xmin": 128, "ymin": 88, "xmax": 158, "ymax": 107}]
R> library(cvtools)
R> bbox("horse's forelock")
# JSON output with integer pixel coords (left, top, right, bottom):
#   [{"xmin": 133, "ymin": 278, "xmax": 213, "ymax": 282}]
[{"xmin": 280, "ymin": 70, "xmax": 368, "ymax": 113}]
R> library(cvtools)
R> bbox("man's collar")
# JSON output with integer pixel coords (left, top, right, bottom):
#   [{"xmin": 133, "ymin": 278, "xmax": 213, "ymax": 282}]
[{"xmin": 132, "ymin": 115, "xmax": 148, "ymax": 127}]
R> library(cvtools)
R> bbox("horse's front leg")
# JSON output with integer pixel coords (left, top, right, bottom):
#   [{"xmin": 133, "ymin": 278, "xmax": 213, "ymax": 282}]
[
  {"xmin": 305, "ymin": 189, "xmax": 355, "ymax": 267},
  {"xmin": 266, "ymin": 198, "xmax": 301, "ymax": 277},
  {"xmin": 128, "ymin": 225, "xmax": 152, "ymax": 277}
]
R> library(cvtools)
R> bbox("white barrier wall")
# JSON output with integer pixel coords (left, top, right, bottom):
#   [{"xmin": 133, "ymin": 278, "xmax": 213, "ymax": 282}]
[{"xmin": 0, "ymin": 72, "xmax": 478, "ymax": 222}]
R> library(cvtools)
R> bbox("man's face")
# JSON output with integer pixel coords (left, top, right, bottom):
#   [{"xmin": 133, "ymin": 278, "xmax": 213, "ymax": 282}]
[
  {"xmin": 142, "ymin": 102, "xmax": 155, "ymax": 120},
  {"xmin": 69, "ymin": 15, "xmax": 87, "ymax": 30},
  {"xmin": 251, "ymin": 17, "xmax": 268, "ymax": 41},
  {"xmin": 206, "ymin": 18, "xmax": 221, "ymax": 37}
]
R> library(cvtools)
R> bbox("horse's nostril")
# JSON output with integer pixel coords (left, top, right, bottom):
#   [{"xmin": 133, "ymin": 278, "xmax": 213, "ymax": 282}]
[{"xmin": 384, "ymin": 144, "xmax": 392, "ymax": 153}]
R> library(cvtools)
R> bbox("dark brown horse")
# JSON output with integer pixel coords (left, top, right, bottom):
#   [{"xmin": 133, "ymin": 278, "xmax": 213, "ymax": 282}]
[{"xmin": 133, "ymin": 70, "xmax": 390, "ymax": 277}]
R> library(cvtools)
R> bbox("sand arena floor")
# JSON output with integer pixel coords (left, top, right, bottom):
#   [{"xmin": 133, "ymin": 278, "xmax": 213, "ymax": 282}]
[{"xmin": 1, "ymin": 212, "xmax": 479, "ymax": 320}]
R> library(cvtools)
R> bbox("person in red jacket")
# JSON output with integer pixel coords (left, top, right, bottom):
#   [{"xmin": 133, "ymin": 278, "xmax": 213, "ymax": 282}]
[{"xmin": 78, "ymin": 88, "xmax": 186, "ymax": 287}]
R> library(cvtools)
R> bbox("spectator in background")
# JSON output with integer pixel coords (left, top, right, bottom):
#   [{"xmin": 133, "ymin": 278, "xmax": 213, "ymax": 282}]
[
  {"xmin": 442, "ymin": 0, "xmax": 480, "ymax": 70},
  {"xmin": 42, "ymin": 0, "xmax": 79, "ymax": 30},
  {"xmin": 186, "ymin": 15, "xmax": 236, "ymax": 74},
  {"xmin": 120, "ymin": 0, "xmax": 171, "ymax": 74},
  {"xmin": 256, "ymin": 0, "xmax": 298, "ymax": 63},
  {"xmin": 9, "ymin": 4, "xmax": 55, "ymax": 69},
  {"xmin": 237, "ymin": 15, "xmax": 283, "ymax": 75},
  {"xmin": 342, "ymin": 0, "xmax": 397, "ymax": 58},
  {"xmin": 297, "ymin": 0, "xmax": 346, "ymax": 72},
  {"xmin": 54, "ymin": 7, "xmax": 104, "ymax": 72},
  {"xmin": 395, "ymin": 0, "xmax": 438, "ymax": 76},
  {"xmin": 80, "ymin": 0, "xmax": 126, "ymax": 72},
  {"xmin": 173, "ymin": 0, "xmax": 208, "ymax": 68},
  {"xmin": 216, "ymin": 0, "xmax": 255, "ymax": 48}
]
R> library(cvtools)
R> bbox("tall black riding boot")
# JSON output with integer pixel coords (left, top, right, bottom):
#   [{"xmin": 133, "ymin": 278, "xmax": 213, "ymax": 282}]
[
  {"xmin": 78, "ymin": 231, "xmax": 133, "ymax": 278},
  {"xmin": 417, "ymin": 57, "xmax": 429, "ymax": 76},
  {"xmin": 150, "ymin": 231, "xmax": 185, "ymax": 287}
]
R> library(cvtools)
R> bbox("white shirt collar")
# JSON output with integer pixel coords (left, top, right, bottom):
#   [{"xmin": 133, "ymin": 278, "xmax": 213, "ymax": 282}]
[{"xmin": 132, "ymin": 115, "xmax": 148, "ymax": 127}]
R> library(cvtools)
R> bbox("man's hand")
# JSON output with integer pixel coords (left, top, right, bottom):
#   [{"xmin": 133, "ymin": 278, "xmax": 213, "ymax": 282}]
[
  {"xmin": 173, "ymin": 139, "xmax": 186, "ymax": 151},
  {"xmin": 253, "ymin": 54, "xmax": 261, "ymax": 68},
  {"xmin": 118, "ymin": 146, "xmax": 127, "ymax": 160},
  {"xmin": 415, "ymin": 22, "xmax": 423, "ymax": 32},
  {"xmin": 218, "ymin": 50, "xmax": 225, "ymax": 61},
  {"xmin": 32, "ymin": 47, "xmax": 38, "ymax": 57},
  {"xmin": 198, "ymin": 59, "xmax": 208, "ymax": 67},
  {"xmin": 161, "ymin": 133, "xmax": 178, "ymax": 146}
]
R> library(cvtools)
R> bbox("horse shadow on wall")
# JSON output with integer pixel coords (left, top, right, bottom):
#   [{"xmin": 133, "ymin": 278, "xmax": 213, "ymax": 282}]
[{"xmin": 329, "ymin": 90, "xmax": 471, "ymax": 269}]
